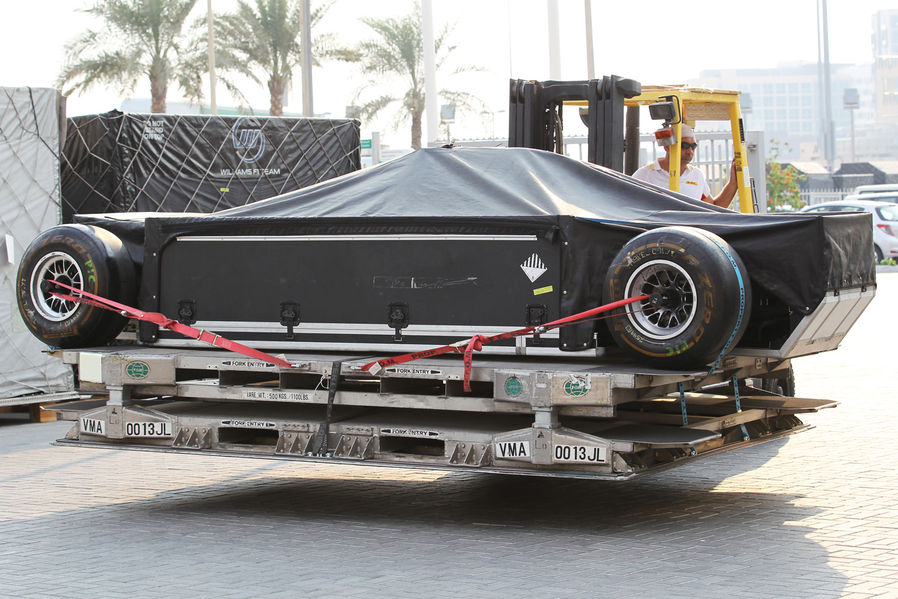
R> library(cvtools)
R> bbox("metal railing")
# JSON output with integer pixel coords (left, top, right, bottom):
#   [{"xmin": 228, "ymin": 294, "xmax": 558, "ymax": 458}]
[{"xmin": 800, "ymin": 190, "xmax": 851, "ymax": 206}]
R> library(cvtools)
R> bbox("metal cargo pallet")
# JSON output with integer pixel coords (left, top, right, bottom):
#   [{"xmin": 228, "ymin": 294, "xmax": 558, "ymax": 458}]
[{"xmin": 49, "ymin": 346, "xmax": 835, "ymax": 479}]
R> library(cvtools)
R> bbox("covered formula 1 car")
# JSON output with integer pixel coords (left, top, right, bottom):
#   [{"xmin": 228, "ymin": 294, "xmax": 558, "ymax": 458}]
[{"xmin": 17, "ymin": 147, "xmax": 876, "ymax": 369}]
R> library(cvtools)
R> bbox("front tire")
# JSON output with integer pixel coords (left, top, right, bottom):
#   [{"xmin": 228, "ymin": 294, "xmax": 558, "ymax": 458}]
[
  {"xmin": 603, "ymin": 226, "xmax": 752, "ymax": 369},
  {"xmin": 17, "ymin": 224, "xmax": 136, "ymax": 348}
]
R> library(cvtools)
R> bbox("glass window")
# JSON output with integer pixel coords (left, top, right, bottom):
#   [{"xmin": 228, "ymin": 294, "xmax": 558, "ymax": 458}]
[{"xmin": 877, "ymin": 206, "xmax": 898, "ymax": 221}]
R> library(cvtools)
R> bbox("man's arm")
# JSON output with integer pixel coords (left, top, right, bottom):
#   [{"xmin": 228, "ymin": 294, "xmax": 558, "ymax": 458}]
[{"xmin": 705, "ymin": 159, "xmax": 738, "ymax": 208}]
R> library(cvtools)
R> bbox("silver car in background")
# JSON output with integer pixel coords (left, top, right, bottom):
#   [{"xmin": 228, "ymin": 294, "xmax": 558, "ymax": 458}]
[{"xmin": 854, "ymin": 184, "xmax": 898, "ymax": 196}]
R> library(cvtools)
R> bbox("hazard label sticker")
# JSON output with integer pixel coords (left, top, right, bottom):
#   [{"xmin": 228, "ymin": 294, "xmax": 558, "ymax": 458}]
[{"xmin": 520, "ymin": 253, "xmax": 547, "ymax": 282}]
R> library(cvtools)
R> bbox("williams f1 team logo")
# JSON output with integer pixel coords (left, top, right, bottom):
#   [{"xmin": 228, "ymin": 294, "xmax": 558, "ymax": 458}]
[{"xmin": 231, "ymin": 117, "xmax": 266, "ymax": 163}]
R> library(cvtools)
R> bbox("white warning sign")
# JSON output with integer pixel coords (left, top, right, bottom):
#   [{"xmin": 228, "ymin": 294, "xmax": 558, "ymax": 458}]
[{"xmin": 520, "ymin": 253, "xmax": 547, "ymax": 282}]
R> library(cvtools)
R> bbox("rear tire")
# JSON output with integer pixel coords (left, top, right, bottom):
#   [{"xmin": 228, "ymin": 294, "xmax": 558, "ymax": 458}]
[
  {"xmin": 603, "ymin": 226, "xmax": 752, "ymax": 369},
  {"xmin": 17, "ymin": 224, "xmax": 136, "ymax": 348}
]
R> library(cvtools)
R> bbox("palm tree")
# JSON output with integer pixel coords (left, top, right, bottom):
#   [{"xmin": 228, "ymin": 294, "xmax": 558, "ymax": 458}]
[
  {"xmin": 208, "ymin": 0, "xmax": 357, "ymax": 116},
  {"xmin": 353, "ymin": 1, "xmax": 482, "ymax": 149},
  {"xmin": 58, "ymin": 0, "xmax": 203, "ymax": 113}
]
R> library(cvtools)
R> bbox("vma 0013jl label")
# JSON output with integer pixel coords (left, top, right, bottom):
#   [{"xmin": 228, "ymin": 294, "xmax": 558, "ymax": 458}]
[
  {"xmin": 553, "ymin": 444, "xmax": 607, "ymax": 464},
  {"xmin": 494, "ymin": 440, "xmax": 531, "ymax": 460},
  {"xmin": 80, "ymin": 417, "xmax": 106, "ymax": 436},
  {"xmin": 125, "ymin": 421, "xmax": 173, "ymax": 438}
]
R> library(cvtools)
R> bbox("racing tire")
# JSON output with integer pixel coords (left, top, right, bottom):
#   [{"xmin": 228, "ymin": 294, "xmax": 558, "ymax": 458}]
[
  {"xmin": 16, "ymin": 224, "xmax": 137, "ymax": 348},
  {"xmin": 603, "ymin": 226, "xmax": 752, "ymax": 369}
]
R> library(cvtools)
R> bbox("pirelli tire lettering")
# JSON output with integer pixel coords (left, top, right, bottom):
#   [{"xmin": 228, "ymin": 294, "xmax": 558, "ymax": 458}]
[
  {"xmin": 603, "ymin": 226, "xmax": 752, "ymax": 369},
  {"xmin": 16, "ymin": 224, "xmax": 137, "ymax": 348}
]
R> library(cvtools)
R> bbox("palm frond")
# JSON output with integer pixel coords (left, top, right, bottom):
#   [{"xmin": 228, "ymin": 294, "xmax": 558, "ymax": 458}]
[
  {"xmin": 353, "ymin": 1, "xmax": 484, "ymax": 147},
  {"xmin": 60, "ymin": 0, "xmax": 202, "ymax": 110}
]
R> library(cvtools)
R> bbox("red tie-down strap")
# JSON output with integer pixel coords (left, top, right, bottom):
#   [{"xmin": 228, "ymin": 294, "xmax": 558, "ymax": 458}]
[
  {"xmin": 48, "ymin": 280, "xmax": 294, "ymax": 368},
  {"xmin": 362, "ymin": 295, "xmax": 647, "ymax": 392},
  {"xmin": 50, "ymin": 280, "xmax": 645, "ymax": 390}
]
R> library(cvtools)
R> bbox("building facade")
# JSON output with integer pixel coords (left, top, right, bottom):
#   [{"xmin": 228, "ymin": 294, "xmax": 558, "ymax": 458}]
[{"xmin": 692, "ymin": 9, "xmax": 898, "ymax": 167}]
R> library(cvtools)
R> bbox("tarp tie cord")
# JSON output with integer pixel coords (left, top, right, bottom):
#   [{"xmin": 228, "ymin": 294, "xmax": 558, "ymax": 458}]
[
  {"xmin": 312, "ymin": 360, "xmax": 343, "ymax": 456},
  {"xmin": 732, "ymin": 375, "xmax": 751, "ymax": 441},
  {"xmin": 678, "ymin": 382, "xmax": 688, "ymax": 426},
  {"xmin": 48, "ymin": 280, "xmax": 294, "ymax": 369},
  {"xmin": 362, "ymin": 295, "xmax": 648, "ymax": 392},
  {"xmin": 706, "ymin": 237, "xmax": 747, "ymax": 375}
]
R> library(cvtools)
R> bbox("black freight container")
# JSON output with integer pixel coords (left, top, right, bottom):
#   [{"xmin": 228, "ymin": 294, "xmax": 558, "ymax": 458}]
[{"xmin": 61, "ymin": 111, "xmax": 360, "ymax": 221}]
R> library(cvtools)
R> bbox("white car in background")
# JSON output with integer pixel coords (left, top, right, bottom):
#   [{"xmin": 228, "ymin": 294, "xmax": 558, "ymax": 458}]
[
  {"xmin": 849, "ymin": 190, "xmax": 898, "ymax": 205},
  {"xmin": 854, "ymin": 184, "xmax": 898, "ymax": 196},
  {"xmin": 800, "ymin": 198, "xmax": 898, "ymax": 262}
]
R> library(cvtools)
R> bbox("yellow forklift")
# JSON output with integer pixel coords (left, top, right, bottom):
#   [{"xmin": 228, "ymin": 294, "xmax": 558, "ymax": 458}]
[{"xmin": 508, "ymin": 77, "xmax": 756, "ymax": 213}]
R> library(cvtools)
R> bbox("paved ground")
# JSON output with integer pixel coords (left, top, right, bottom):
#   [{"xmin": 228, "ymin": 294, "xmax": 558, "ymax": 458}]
[{"xmin": 1, "ymin": 274, "xmax": 896, "ymax": 599}]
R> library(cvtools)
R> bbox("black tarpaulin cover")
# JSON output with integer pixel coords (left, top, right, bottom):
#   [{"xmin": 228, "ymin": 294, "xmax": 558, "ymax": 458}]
[
  {"xmin": 80, "ymin": 147, "xmax": 874, "ymax": 344},
  {"xmin": 216, "ymin": 147, "xmax": 874, "ymax": 307}
]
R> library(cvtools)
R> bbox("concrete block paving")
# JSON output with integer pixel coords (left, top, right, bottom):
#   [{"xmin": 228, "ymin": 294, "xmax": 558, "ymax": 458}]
[{"xmin": 1, "ymin": 274, "xmax": 897, "ymax": 598}]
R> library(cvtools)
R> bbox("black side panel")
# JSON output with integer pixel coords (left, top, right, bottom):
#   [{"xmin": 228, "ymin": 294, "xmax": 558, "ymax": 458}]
[
  {"xmin": 157, "ymin": 236, "xmax": 562, "ymax": 327},
  {"xmin": 139, "ymin": 216, "xmax": 570, "ymax": 344}
]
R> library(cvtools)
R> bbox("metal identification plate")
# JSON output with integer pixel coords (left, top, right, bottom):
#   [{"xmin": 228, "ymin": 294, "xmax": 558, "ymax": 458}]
[
  {"xmin": 124, "ymin": 421, "xmax": 173, "ymax": 438},
  {"xmin": 494, "ymin": 440, "xmax": 531, "ymax": 460},
  {"xmin": 552, "ymin": 444, "xmax": 607, "ymax": 464},
  {"xmin": 80, "ymin": 416, "xmax": 107, "ymax": 436}
]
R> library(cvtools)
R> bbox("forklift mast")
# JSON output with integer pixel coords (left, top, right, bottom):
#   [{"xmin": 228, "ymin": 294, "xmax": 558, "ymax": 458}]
[
  {"xmin": 508, "ymin": 76, "xmax": 641, "ymax": 171},
  {"xmin": 508, "ymin": 78, "xmax": 755, "ymax": 213}
]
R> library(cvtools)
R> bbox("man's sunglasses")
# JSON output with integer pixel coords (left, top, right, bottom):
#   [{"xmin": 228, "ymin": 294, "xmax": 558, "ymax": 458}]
[{"xmin": 681, "ymin": 142, "xmax": 698, "ymax": 150}]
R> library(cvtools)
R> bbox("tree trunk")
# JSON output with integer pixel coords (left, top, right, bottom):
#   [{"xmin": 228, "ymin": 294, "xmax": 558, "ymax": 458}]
[
  {"xmin": 150, "ymin": 74, "xmax": 168, "ymax": 113},
  {"xmin": 411, "ymin": 109, "xmax": 423, "ymax": 150},
  {"xmin": 269, "ymin": 76, "xmax": 286, "ymax": 117},
  {"xmin": 150, "ymin": 59, "xmax": 168, "ymax": 113}
]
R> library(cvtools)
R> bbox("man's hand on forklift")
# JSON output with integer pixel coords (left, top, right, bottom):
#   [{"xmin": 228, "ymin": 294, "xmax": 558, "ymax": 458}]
[{"xmin": 707, "ymin": 158, "xmax": 739, "ymax": 208}]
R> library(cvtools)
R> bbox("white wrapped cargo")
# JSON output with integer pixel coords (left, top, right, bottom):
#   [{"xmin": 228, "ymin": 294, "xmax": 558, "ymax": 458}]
[{"xmin": 0, "ymin": 87, "xmax": 74, "ymax": 403}]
